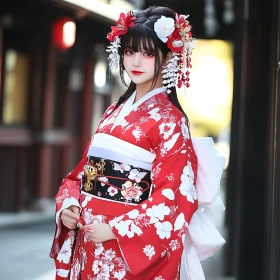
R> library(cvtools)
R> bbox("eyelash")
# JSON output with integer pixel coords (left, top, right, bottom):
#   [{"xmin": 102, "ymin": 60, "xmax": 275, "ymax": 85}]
[
  {"xmin": 124, "ymin": 49, "xmax": 134, "ymax": 55},
  {"xmin": 124, "ymin": 49, "xmax": 155, "ymax": 57},
  {"xmin": 144, "ymin": 52, "xmax": 155, "ymax": 57}
]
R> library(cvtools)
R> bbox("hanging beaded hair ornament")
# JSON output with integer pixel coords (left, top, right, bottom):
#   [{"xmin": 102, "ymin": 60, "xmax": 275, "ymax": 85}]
[{"xmin": 106, "ymin": 10, "xmax": 194, "ymax": 93}]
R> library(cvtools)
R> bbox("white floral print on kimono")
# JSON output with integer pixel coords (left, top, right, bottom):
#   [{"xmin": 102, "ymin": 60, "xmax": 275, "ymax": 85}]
[{"xmin": 50, "ymin": 87, "xmax": 198, "ymax": 280}]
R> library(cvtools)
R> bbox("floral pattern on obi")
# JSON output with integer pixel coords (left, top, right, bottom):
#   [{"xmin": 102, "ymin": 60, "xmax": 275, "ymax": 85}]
[{"xmin": 81, "ymin": 156, "xmax": 152, "ymax": 204}]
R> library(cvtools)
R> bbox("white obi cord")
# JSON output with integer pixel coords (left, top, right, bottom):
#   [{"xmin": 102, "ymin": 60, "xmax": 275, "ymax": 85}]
[{"xmin": 182, "ymin": 137, "xmax": 226, "ymax": 280}]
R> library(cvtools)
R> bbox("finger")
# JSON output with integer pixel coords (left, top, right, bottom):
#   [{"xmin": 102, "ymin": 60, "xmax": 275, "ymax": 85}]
[
  {"xmin": 91, "ymin": 237, "xmax": 102, "ymax": 243},
  {"xmin": 81, "ymin": 225, "xmax": 94, "ymax": 231},
  {"xmin": 71, "ymin": 206, "xmax": 80, "ymax": 215},
  {"xmin": 84, "ymin": 229, "xmax": 94, "ymax": 236},
  {"xmin": 89, "ymin": 237, "xmax": 100, "ymax": 243},
  {"xmin": 64, "ymin": 209, "xmax": 80, "ymax": 220},
  {"xmin": 85, "ymin": 232, "xmax": 95, "ymax": 240},
  {"xmin": 62, "ymin": 215, "xmax": 78, "ymax": 224},
  {"xmin": 66, "ymin": 223, "xmax": 76, "ymax": 230},
  {"xmin": 63, "ymin": 209, "xmax": 80, "ymax": 220},
  {"xmin": 62, "ymin": 219, "xmax": 76, "ymax": 228},
  {"xmin": 84, "ymin": 232, "xmax": 91, "ymax": 238},
  {"xmin": 62, "ymin": 221, "xmax": 76, "ymax": 229},
  {"xmin": 82, "ymin": 225, "xmax": 91, "ymax": 229},
  {"xmin": 62, "ymin": 216, "xmax": 78, "ymax": 225}
]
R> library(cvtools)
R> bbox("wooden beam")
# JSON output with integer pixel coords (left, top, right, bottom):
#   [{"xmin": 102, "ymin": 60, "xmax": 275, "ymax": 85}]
[
  {"xmin": 270, "ymin": 61, "xmax": 280, "ymax": 280},
  {"xmin": 37, "ymin": 33, "xmax": 56, "ymax": 200},
  {"xmin": 0, "ymin": 128, "xmax": 33, "ymax": 145},
  {"xmin": 80, "ymin": 41, "xmax": 94, "ymax": 151},
  {"xmin": 224, "ymin": 0, "xmax": 248, "ymax": 275},
  {"xmin": 269, "ymin": 0, "xmax": 280, "ymax": 275},
  {"xmin": 42, "ymin": 42, "xmax": 56, "ymax": 130},
  {"xmin": 225, "ymin": 0, "xmax": 280, "ymax": 279},
  {"xmin": 0, "ymin": 20, "xmax": 3, "ymax": 123}
]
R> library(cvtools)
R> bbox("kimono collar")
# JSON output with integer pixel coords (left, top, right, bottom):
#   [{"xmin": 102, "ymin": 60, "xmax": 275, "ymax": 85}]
[
  {"xmin": 110, "ymin": 87, "xmax": 166, "ymax": 133},
  {"xmin": 130, "ymin": 87, "xmax": 167, "ymax": 108}
]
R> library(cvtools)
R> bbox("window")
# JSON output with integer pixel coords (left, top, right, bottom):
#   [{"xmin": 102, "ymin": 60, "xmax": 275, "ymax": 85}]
[{"xmin": 2, "ymin": 49, "xmax": 30, "ymax": 125}]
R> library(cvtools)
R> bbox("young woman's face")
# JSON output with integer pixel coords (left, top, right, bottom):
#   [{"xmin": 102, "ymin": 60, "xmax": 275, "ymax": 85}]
[{"xmin": 123, "ymin": 48, "xmax": 161, "ymax": 86}]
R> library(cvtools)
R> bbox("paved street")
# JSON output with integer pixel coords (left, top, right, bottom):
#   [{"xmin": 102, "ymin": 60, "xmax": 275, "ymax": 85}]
[{"xmin": 0, "ymin": 221, "xmax": 56, "ymax": 280}]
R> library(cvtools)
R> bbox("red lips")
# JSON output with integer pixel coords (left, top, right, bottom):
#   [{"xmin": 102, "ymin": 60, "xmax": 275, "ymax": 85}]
[{"xmin": 131, "ymin": 70, "xmax": 144, "ymax": 75}]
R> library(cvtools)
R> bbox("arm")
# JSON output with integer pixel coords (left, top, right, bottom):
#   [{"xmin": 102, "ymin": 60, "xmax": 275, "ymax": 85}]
[
  {"xmin": 50, "ymin": 138, "xmax": 91, "ymax": 259},
  {"xmin": 50, "ymin": 102, "xmax": 117, "ymax": 259},
  {"xmin": 107, "ymin": 120, "xmax": 198, "ymax": 276}
]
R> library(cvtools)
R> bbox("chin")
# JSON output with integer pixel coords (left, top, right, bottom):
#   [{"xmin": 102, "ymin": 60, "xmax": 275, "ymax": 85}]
[{"xmin": 130, "ymin": 77, "xmax": 154, "ymax": 86}]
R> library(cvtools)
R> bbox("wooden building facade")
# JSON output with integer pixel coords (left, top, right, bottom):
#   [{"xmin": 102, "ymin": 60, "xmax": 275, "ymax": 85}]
[{"xmin": 0, "ymin": 0, "xmax": 125, "ymax": 212}]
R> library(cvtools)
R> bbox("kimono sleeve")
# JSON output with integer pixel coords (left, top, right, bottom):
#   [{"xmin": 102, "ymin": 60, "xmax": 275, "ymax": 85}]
[
  {"xmin": 94, "ymin": 102, "xmax": 117, "ymax": 133},
  {"xmin": 108, "ymin": 120, "xmax": 198, "ymax": 276},
  {"xmin": 50, "ymin": 138, "xmax": 91, "ymax": 259}
]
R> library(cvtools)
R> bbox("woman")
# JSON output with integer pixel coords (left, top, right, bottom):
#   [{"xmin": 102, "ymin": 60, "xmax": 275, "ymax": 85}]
[{"xmin": 50, "ymin": 5, "xmax": 202, "ymax": 280}]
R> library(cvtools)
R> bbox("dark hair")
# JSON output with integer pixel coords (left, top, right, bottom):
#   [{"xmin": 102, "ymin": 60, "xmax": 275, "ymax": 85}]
[{"xmin": 111, "ymin": 5, "xmax": 189, "ymax": 125}]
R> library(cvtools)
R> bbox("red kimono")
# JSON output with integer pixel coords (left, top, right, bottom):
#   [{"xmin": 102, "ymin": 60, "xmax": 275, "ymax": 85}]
[{"xmin": 50, "ymin": 87, "xmax": 198, "ymax": 280}]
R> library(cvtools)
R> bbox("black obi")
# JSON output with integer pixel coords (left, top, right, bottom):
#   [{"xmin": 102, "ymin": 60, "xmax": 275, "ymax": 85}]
[{"xmin": 81, "ymin": 156, "xmax": 152, "ymax": 204}]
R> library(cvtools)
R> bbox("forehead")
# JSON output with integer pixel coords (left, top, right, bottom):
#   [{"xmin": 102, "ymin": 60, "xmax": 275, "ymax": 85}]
[{"xmin": 123, "ymin": 36, "xmax": 156, "ymax": 52}]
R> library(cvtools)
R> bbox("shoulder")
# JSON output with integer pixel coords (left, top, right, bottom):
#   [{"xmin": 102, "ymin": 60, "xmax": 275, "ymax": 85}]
[
  {"xmin": 95, "ymin": 102, "xmax": 117, "ymax": 132},
  {"xmin": 99, "ymin": 102, "xmax": 118, "ymax": 121},
  {"xmin": 104, "ymin": 102, "xmax": 117, "ymax": 116},
  {"xmin": 150, "ymin": 95, "xmax": 191, "ymax": 156},
  {"xmin": 154, "ymin": 93, "xmax": 188, "ymax": 132},
  {"xmin": 156, "ymin": 92, "xmax": 186, "ymax": 120}
]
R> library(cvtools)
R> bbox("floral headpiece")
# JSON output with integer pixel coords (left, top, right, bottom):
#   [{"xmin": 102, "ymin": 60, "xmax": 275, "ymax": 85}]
[
  {"xmin": 107, "ymin": 11, "xmax": 136, "ymax": 42},
  {"xmin": 106, "ymin": 10, "xmax": 194, "ymax": 93},
  {"xmin": 154, "ymin": 14, "xmax": 194, "ymax": 91},
  {"xmin": 106, "ymin": 11, "xmax": 136, "ymax": 70}
]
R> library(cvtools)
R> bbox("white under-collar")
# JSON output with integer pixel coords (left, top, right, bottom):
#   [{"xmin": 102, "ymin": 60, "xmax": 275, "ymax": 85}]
[
  {"xmin": 132, "ymin": 87, "xmax": 166, "ymax": 108},
  {"xmin": 110, "ymin": 87, "xmax": 166, "ymax": 132}
]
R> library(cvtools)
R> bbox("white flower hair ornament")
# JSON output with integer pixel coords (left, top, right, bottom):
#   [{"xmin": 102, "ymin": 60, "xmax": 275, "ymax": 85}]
[
  {"xmin": 153, "ymin": 16, "xmax": 175, "ymax": 42},
  {"xmin": 154, "ymin": 14, "xmax": 194, "ymax": 93}
]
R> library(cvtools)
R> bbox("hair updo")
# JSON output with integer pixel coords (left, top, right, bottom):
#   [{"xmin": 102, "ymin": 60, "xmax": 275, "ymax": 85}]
[{"xmin": 113, "ymin": 5, "xmax": 190, "ymax": 124}]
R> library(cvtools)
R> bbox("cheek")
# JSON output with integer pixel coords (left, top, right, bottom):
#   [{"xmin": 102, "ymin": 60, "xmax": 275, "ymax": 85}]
[
  {"xmin": 123, "ymin": 55, "xmax": 131, "ymax": 69},
  {"xmin": 144, "ymin": 57, "xmax": 156, "ymax": 71}
]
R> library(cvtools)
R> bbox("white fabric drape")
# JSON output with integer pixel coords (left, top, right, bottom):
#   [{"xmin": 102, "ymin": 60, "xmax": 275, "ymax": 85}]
[{"xmin": 182, "ymin": 137, "xmax": 226, "ymax": 280}]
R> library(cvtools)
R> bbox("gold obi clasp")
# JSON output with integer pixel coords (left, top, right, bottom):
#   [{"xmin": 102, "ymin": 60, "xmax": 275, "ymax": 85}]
[{"xmin": 83, "ymin": 159, "xmax": 106, "ymax": 191}]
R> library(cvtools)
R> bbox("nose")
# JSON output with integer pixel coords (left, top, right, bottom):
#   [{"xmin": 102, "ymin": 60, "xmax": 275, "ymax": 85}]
[{"xmin": 132, "ymin": 52, "xmax": 141, "ymax": 67}]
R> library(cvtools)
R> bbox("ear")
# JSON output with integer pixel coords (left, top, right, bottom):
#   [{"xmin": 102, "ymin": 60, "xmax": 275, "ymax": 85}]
[{"xmin": 163, "ymin": 52, "xmax": 173, "ymax": 66}]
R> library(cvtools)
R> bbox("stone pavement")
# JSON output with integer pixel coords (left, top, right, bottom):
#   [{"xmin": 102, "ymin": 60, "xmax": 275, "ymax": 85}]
[
  {"xmin": 0, "ymin": 219, "xmax": 55, "ymax": 280},
  {"xmin": 30, "ymin": 270, "xmax": 56, "ymax": 280},
  {"xmin": 0, "ymin": 199, "xmax": 55, "ymax": 229}
]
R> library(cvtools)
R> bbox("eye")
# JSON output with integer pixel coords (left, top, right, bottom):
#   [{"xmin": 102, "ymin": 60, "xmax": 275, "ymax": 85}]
[
  {"xmin": 143, "ymin": 51, "xmax": 155, "ymax": 57},
  {"xmin": 124, "ymin": 49, "xmax": 134, "ymax": 55}
]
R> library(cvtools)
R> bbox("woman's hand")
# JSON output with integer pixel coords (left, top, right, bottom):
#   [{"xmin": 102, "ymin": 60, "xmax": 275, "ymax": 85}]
[
  {"xmin": 83, "ymin": 223, "xmax": 116, "ymax": 243},
  {"xmin": 61, "ymin": 205, "xmax": 80, "ymax": 229}
]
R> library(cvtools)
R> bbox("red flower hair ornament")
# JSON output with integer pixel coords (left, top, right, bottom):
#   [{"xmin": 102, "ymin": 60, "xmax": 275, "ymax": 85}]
[
  {"xmin": 106, "ymin": 10, "xmax": 194, "ymax": 92},
  {"xmin": 106, "ymin": 11, "xmax": 136, "ymax": 70},
  {"xmin": 107, "ymin": 11, "xmax": 136, "ymax": 42}
]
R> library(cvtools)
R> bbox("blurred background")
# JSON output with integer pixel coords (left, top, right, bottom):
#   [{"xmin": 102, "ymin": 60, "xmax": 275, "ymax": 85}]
[{"xmin": 0, "ymin": 0, "xmax": 279, "ymax": 279}]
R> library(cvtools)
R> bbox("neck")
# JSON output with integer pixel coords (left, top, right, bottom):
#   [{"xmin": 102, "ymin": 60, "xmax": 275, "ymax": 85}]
[{"xmin": 134, "ymin": 77, "xmax": 163, "ymax": 103}]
